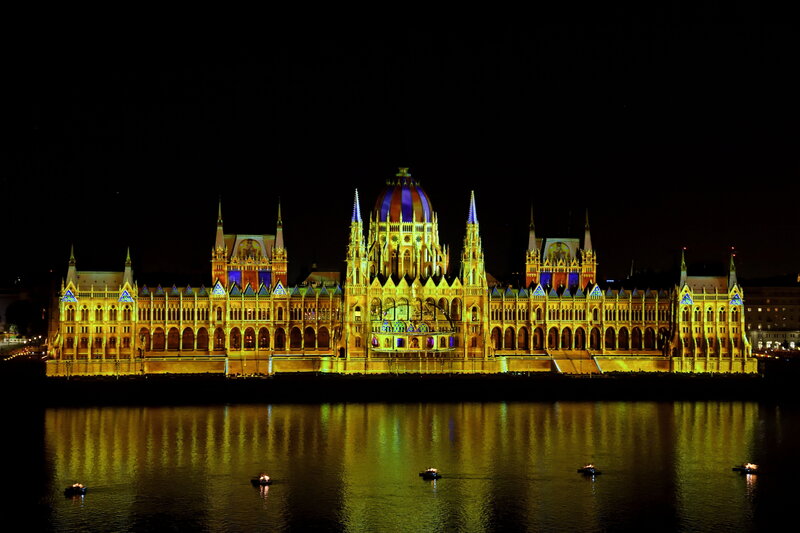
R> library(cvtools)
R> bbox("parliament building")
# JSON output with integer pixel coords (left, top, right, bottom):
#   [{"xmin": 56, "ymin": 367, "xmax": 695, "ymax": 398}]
[{"xmin": 47, "ymin": 168, "xmax": 756, "ymax": 376}]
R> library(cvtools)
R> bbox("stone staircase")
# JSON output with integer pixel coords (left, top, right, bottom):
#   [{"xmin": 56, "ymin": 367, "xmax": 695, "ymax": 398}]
[{"xmin": 550, "ymin": 351, "xmax": 602, "ymax": 374}]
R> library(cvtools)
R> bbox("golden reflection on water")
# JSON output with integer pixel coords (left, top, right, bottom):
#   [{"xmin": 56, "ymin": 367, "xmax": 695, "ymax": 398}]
[{"xmin": 46, "ymin": 402, "xmax": 764, "ymax": 531}]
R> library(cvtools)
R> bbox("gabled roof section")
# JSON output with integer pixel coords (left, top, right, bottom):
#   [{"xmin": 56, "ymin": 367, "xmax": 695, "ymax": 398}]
[
  {"xmin": 171, "ymin": 285, "xmax": 181, "ymax": 296},
  {"xmin": 118, "ymin": 289, "xmax": 134, "ymax": 302},
  {"xmin": 333, "ymin": 285, "xmax": 343, "ymax": 295},
  {"xmin": 140, "ymin": 285, "xmax": 150, "ymax": 296},
  {"xmin": 198, "ymin": 285, "xmax": 208, "ymax": 296},
  {"xmin": 290, "ymin": 285, "xmax": 301, "ymax": 297},
  {"xmin": 730, "ymin": 293, "xmax": 743, "ymax": 306},
  {"xmin": 229, "ymin": 284, "xmax": 242, "ymax": 296},
  {"xmin": 319, "ymin": 285, "xmax": 329, "ymax": 296},
  {"xmin": 518, "ymin": 287, "xmax": 528, "ymax": 298},
  {"xmin": 605, "ymin": 288, "xmax": 615, "ymax": 298},
  {"xmin": 532, "ymin": 284, "xmax": 546, "ymax": 297},
  {"xmin": 155, "ymin": 285, "xmax": 165, "ymax": 296},
  {"xmin": 574, "ymin": 287, "xmax": 585, "ymax": 298},
  {"xmin": 61, "ymin": 289, "xmax": 78, "ymax": 303},
  {"xmin": 258, "ymin": 284, "xmax": 269, "ymax": 296},
  {"xmin": 273, "ymin": 280, "xmax": 287, "ymax": 296},
  {"xmin": 184, "ymin": 285, "xmax": 194, "ymax": 296},
  {"xmin": 548, "ymin": 287, "xmax": 559, "ymax": 297},
  {"xmin": 588, "ymin": 285, "xmax": 603, "ymax": 299},
  {"xmin": 562, "ymin": 287, "xmax": 572, "ymax": 297},
  {"xmin": 212, "ymin": 280, "xmax": 226, "ymax": 296},
  {"xmin": 505, "ymin": 287, "xmax": 516, "ymax": 298},
  {"xmin": 490, "ymin": 286, "xmax": 502, "ymax": 297},
  {"xmin": 243, "ymin": 283, "xmax": 256, "ymax": 296}
]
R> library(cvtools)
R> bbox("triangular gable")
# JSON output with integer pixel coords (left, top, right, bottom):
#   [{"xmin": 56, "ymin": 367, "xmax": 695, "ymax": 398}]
[
  {"xmin": 273, "ymin": 281, "xmax": 287, "ymax": 296},
  {"xmin": 450, "ymin": 277, "xmax": 462, "ymax": 288},
  {"xmin": 155, "ymin": 285, "xmax": 165, "ymax": 296},
  {"xmin": 198, "ymin": 285, "xmax": 208, "ymax": 296},
  {"xmin": 490, "ymin": 286, "xmax": 501, "ymax": 297},
  {"xmin": 62, "ymin": 289, "xmax": 78, "ymax": 303},
  {"xmin": 589, "ymin": 285, "xmax": 603, "ymax": 298},
  {"xmin": 618, "ymin": 288, "xmax": 627, "ymax": 297},
  {"xmin": 424, "ymin": 277, "xmax": 436, "ymax": 288},
  {"xmin": 680, "ymin": 293, "xmax": 694, "ymax": 305},
  {"xmin": 258, "ymin": 284, "xmax": 269, "ymax": 296},
  {"xmin": 140, "ymin": 285, "xmax": 150, "ymax": 296},
  {"xmin": 397, "ymin": 277, "xmax": 409, "ymax": 289},
  {"xmin": 184, "ymin": 285, "xmax": 194, "ymax": 296},
  {"xmin": 533, "ymin": 284, "xmax": 546, "ymax": 297},
  {"xmin": 171, "ymin": 285, "xmax": 181, "ymax": 296},
  {"xmin": 562, "ymin": 287, "xmax": 572, "ymax": 297},
  {"xmin": 370, "ymin": 277, "xmax": 383, "ymax": 289},
  {"xmin": 212, "ymin": 280, "xmax": 226, "ymax": 296},
  {"xmin": 118, "ymin": 289, "xmax": 134, "ymax": 303},
  {"xmin": 243, "ymin": 284, "xmax": 256, "ymax": 296},
  {"xmin": 319, "ymin": 285, "xmax": 329, "ymax": 296},
  {"xmin": 729, "ymin": 293, "xmax": 743, "ymax": 306},
  {"xmin": 229, "ymin": 284, "xmax": 242, "ymax": 296},
  {"xmin": 518, "ymin": 288, "xmax": 528, "ymax": 297},
  {"xmin": 333, "ymin": 285, "xmax": 343, "ymax": 295},
  {"xmin": 383, "ymin": 277, "xmax": 396, "ymax": 289},
  {"xmin": 548, "ymin": 287, "xmax": 559, "ymax": 297},
  {"xmin": 574, "ymin": 287, "xmax": 585, "ymax": 298},
  {"xmin": 290, "ymin": 285, "xmax": 301, "ymax": 296},
  {"xmin": 631, "ymin": 288, "xmax": 639, "ymax": 297},
  {"xmin": 505, "ymin": 287, "xmax": 516, "ymax": 297},
  {"xmin": 605, "ymin": 288, "xmax": 615, "ymax": 298}
]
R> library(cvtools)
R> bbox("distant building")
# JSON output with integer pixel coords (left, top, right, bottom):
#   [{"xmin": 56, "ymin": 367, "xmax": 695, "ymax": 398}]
[
  {"xmin": 47, "ymin": 168, "xmax": 756, "ymax": 376},
  {"xmin": 744, "ymin": 278, "xmax": 800, "ymax": 351}
]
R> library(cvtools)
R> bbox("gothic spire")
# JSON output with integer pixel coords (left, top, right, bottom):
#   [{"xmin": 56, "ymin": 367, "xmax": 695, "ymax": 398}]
[
  {"xmin": 351, "ymin": 189, "xmax": 362, "ymax": 223},
  {"xmin": 275, "ymin": 199, "xmax": 285, "ymax": 250},
  {"xmin": 528, "ymin": 205, "xmax": 537, "ymax": 251},
  {"xmin": 583, "ymin": 209, "xmax": 593, "ymax": 251},
  {"xmin": 215, "ymin": 199, "xmax": 225, "ymax": 251},
  {"xmin": 467, "ymin": 191, "xmax": 478, "ymax": 224},
  {"xmin": 729, "ymin": 248, "xmax": 738, "ymax": 289}
]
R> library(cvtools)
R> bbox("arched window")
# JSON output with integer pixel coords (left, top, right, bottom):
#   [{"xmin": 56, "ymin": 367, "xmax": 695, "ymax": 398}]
[
  {"xmin": 707, "ymin": 307, "xmax": 714, "ymax": 322},
  {"xmin": 167, "ymin": 328, "xmax": 180, "ymax": 350},
  {"xmin": 590, "ymin": 328, "xmax": 601, "ymax": 350},
  {"xmin": 472, "ymin": 307, "xmax": 478, "ymax": 321},
  {"xmin": 533, "ymin": 328, "xmax": 544, "ymax": 350},
  {"xmin": 561, "ymin": 328, "xmax": 572, "ymax": 350},
  {"xmin": 304, "ymin": 327, "xmax": 316, "ymax": 349},
  {"xmin": 632, "ymin": 328, "xmax": 642, "ymax": 350},
  {"xmin": 277, "ymin": 307, "xmax": 284, "ymax": 321},
  {"xmin": 109, "ymin": 307, "xmax": 117, "ymax": 321},
  {"xmin": 450, "ymin": 299, "xmax": 462, "ymax": 321},
  {"xmin": 719, "ymin": 308, "xmax": 727, "ymax": 322},
  {"xmin": 196, "ymin": 328, "xmax": 209, "ymax": 350},
  {"xmin": 548, "ymin": 327, "xmax": 558, "ymax": 349},
  {"xmin": 504, "ymin": 327, "xmax": 515, "ymax": 350},
  {"xmin": 618, "ymin": 327, "xmax": 629, "ymax": 350},
  {"xmin": 95, "ymin": 306, "xmax": 103, "ymax": 321},
  {"xmin": 694, "ymin": 308, "xmax": 701, "ymax": 321},
  {"xmin": 81, "ymin": 306, "xmax": 89, "ymax": 321},
  {"xmin": 182, "ymin": 328, "xmax": 194, "ymax": 350},
  {"xmin": 66, "ymin": 337, "xmax": 74, "ymax": 349},
  {"xmin": 605, "ymin": 328, "xmax": 616, "ymax": 350},
  {"xmin": 575, "ymin": 328, "xmax": 586, "ymax": 350},
  {"xmin": 230, "ymin": 328, "xmax": 242, "ymax": 350},
  {"xmin": 290, "ymin": 327, "xmax": 302, "ymax": 349},
  {"xmin": 216, "ymin": 307, "xmax": 223, "ymax": 321},
  {"xmin": 66, "ymin": 306, "xmax": 75, "ymax": 321},
  {"xmin": 318, "ymin": 327, "xmax": 330, "ymax": 349},
  {"xmin": 518, "ymin": 327, "xmax": 529, "ymax": 350},
  {"xmin": 258, "ymin": 328, "xmax": 270, "ymax": 348},
  {"xmin": 214, "ymin": 328, "xmax": 225, "ymax": 350},
  {"xmin": 244, "ymin": 327, "xmax": 255, "ymax": 349},
  {"xmin": 274, "ymin": 328, "xmax": 285, "ymax": 350},
  {"xmin": 123, "ymin": 306, "xmax": 132, "ymax": 321},
  {"xmin": 491, "ymin": 327, "xmax": 501, "ymax": 350},
  {"xmin": 153, "ymin": 328, "xmax": 166, "ymax": 351},
  {"xmin": 592, "ymin": 308, "xmax": 599, "ymax": 321},
  {"xmin": 732, "ymin": 308, "xmax": 740, "ymax": 322}
]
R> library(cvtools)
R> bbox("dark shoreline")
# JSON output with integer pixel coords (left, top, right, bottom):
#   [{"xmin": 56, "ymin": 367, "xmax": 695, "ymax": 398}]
[{"xmin": 4, "ymin": 364, "xmax": 800, "ymax": 407}]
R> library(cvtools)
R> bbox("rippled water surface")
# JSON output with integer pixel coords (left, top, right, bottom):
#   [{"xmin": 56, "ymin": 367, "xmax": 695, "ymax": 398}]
[{"xmin": 14, "ymin": 402, "xmax": 800, "ymax": 531}]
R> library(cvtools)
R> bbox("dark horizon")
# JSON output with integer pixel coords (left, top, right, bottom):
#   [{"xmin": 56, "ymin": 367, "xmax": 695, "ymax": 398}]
[{"xmin": 4, "ymin": 23, "xmax": 799, "ymax": 287}]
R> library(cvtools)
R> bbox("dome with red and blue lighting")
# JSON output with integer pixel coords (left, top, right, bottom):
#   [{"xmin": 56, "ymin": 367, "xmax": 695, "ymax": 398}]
[{"xmin": 373, "ymin": 168, "xmax": 434, "ymax": 223}]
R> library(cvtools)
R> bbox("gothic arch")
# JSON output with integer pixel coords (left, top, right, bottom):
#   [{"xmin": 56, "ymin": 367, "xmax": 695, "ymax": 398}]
[
  {"xmin": 197, "ymin": 328, "xmax": 209, "ymax": 351},
  {"xmin": 548, "ymin": 327, "xmax": 558, "ymax": 350},
  {"xmin": 274, "ymin": 328, "xmax": 286, "ymax": 350},
  {"xmin": 318, "ymin": 327, "xmax": 330, "ymax": 349},
  {"xmin": 644, "ymin": 327, "xmax": 656, "ymax": 350},
  {"xmin": 561, "ymin": 327, "xmax": 572, "ymax": 350},
  {"xmin": 214, "ymin": 328, "xmax": 225, "ymax": 350},
  {"xmin": 533, "ymin": 327, "xmax": 544, "ymax": 350},
  {"xmin": 244, "ymin": 327, "xmax": 256, "ymax": 349},
  {"xmin": 491, "ymin": 327, "xmax": 502, "ymax": 350},
  {"xmin": 304, "ymin": 327, "xmax": 316, "ymax": 349},
  {"xmin": 258, "ymin": 328, "xmax": 270, "ymax": 349},
  {"xmin": 590, "ymin": 327, "xmax": 601, "ymax": 350},
  {"xmin": 504, "ymin": 327, "xmax": 516, "ymax": 350},
  {"xmin": 153, "ymin": 328, "xmax": 166, "ymax": 351},
  {"xmin": 230, "ymin": 328, "xmax": 241, "ymax": 350},
  {"xmin": 604, "ymin": 328, "xmax": 616, "ymax": 350},
  {"xmin": 290, "ymin": 327, "xmax": 302, "ymax": 349},
  {"xmin": 631, "ymin": 327, "xmax": 642, "ymax": 350},
  {"xmin": 182, "ymin": 327, "xmax": 194, "ymax": 351},
  {"xmin": 518, "ymin": 327, "xmax": 529, "ymax": 350},
  {"xmin": 575, "ymin": 327, "xmax": 586, "ymax": 350},
  {"xmin": 618, "ymin": 327, "xmax": 629, "ymax": 350}
]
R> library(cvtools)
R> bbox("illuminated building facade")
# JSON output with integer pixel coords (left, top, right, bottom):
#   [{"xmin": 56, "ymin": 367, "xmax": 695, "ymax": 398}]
[{"xmin": 47, "ymin": 168, "xmax": 756, "ymax": 376}]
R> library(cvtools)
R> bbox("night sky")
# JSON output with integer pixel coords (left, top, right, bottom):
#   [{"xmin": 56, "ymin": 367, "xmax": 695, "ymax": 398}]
[{"xmin": 4, "ymin": 19, "xmax": 799, "ymax": 289}]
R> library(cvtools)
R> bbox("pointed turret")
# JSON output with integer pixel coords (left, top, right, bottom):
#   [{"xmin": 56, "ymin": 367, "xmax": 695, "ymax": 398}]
[
  {"xmin": 272, "ymin": 200, "xmax": 287, "ymax": 286},
  {"xmin": 680, "ymin": 248, "xmax": 688, "ymax": 286},
  {"xmin": 275, "ymin": 200, "xmax": 285, "ymax": 251},
  {"xmin": 583, "ymin": 209, "xmax": 593, "ymax": 252},
  {"xmin": 467, "ymin": 190, "xmax": 478, "ymax": 224},
  {"xmin": 215, "ymin": 199, "xmax": 225, "ymax": 251},
  {"xmin": 123, "ymin": 247, "xmax": 134, "ymax": 287},
  {"xmin": 66, "ymin": 244, "xmax": 77, "ymax": 286},
  {"xmin": 728, "ymin": 249, "xmax": 738, "ymax": 289},
  {"xmin": 527, "ymin": 206, "xmax": 537, "ymax": 252},
  {"xmin": 461, "ymin": 191, "xmax": 485, "ymax": 286},
  {"xmin": 351, "ymin": 189, "xmax": 362, "ymax": 223}
]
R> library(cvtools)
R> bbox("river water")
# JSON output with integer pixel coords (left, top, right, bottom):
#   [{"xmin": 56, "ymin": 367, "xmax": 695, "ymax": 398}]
[{"xmin": 14, "ymin": 401, "xmax": 800, "ymax": 532}]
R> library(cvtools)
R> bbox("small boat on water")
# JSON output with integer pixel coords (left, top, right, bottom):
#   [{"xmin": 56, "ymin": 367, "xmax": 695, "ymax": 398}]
[
  {"xmin": 419, "ymin": 468, "xmax": 442, "ymax": 480},
  {"xmin": 732, "ymin": 463, "xmax": 759, "ymax": 474},
  {"xmin": 64, "ymin": 483, "xmax": 87, "ymax": 497},
  {"xmin": 250, "ymin": 474, "xmax": 273, "ymax": 486},
  {"xmin": 577, "ymin": 464, "xmax": 601, "ymax": 476}
]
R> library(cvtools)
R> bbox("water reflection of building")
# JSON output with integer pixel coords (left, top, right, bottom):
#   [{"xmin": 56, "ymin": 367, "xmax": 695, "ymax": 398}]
[{"xmin": 47, "ymin": 167, "xmax": 756, "ymax": 376}]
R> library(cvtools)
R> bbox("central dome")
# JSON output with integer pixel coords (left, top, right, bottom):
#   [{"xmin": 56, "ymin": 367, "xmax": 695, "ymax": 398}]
[{"xmin": 374, "ymin": 168, "xmax": 434, "ymax": 223}]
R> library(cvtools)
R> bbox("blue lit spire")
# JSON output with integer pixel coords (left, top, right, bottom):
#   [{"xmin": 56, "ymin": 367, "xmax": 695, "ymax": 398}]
[
  {"xmin": 467, "ymin": 190, "xmax": 478, "ymax": 224},
  {"xmin": 351, "ymin": 189, "xmax": 362, "ymax": 223}
]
